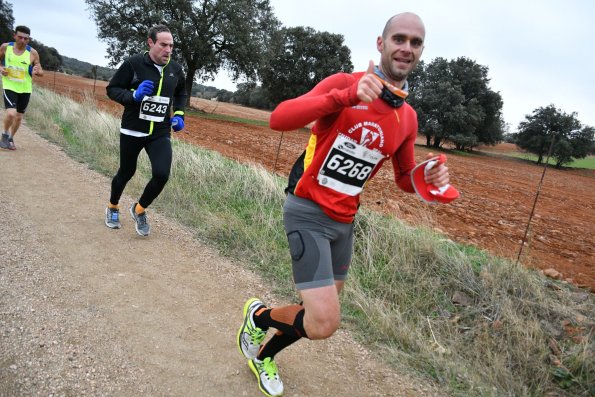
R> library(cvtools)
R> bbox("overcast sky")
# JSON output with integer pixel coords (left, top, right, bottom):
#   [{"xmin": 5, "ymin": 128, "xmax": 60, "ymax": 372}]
[{"xmin": 10, "ymin": 0, "xmax": 595, "ymax": 130}]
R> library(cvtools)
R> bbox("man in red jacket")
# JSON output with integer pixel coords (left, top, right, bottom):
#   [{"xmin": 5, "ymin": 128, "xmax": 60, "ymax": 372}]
[{"xmin": 237, "ymin": 12, "xmax": 450, "ymax": 396}]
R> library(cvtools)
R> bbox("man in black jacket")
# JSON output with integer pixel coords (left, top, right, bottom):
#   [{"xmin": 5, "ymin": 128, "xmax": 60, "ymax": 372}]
[{"xmin": 104, "ymin": 24, "xmax": 187, "ymax": 236}]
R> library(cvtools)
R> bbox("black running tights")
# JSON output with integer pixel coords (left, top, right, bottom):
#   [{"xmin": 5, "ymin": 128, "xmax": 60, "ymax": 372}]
[{"xmin": 109, "ymin": 133, "xmax": 172, "ymax": 209}]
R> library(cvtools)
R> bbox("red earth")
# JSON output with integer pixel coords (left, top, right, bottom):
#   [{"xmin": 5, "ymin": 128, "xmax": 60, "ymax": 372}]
[{"xmin": 36, "ymin": 72, "xmax": 595, "ymax": 291}]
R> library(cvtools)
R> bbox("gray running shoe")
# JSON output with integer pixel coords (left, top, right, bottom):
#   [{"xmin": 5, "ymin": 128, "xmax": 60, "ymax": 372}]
[
  {"xmin": 105, "ymin": 207, "xmax": 121, "ymax": 229},
  {"xmin": 0, "ymin": 133, "xmax": 9, "ymax": 149},
  {"xmin": 129, "ymin": 203, "xmax": 150, "ymax": 236},
  {"xmin": 7, "ymin": 137, "xmax": 15, "ymax": 150}
]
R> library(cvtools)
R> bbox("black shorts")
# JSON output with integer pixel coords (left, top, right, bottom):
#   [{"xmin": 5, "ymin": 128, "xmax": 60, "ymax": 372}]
[{"xmin": 3, "ymin": 89, "xmax": 31, "ymax": 113}]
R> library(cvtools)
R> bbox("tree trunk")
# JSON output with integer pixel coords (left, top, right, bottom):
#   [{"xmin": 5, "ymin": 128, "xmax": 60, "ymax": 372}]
[
  {"xmin": 426, "ymin": 135, "xmax": 431, "ymax": 147},
  {"xmin": 184, "ymin": 67, "xmax": 197, "ymax": 108}
]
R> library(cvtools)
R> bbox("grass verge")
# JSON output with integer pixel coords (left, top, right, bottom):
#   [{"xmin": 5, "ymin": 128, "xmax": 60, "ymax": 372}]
[
  {"xmin": 501, "ymin": 152, "xmax": 595, "ymax": 170},
  {"xmin": 25, "ymin": 87, "xmax": 594, "ymax": 396}
]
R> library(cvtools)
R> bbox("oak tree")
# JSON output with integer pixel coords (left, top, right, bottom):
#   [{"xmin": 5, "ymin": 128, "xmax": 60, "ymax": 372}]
[
  {"xmin": 0, "ymin": 0, "xmax": 14, "ymax": 43},
  {"xmin": 85, "ymin": 0, "xmax": 280, "ymax": 105},
  {"xmin": 516, "ymin": 105, "xmax": 593, "ymax": 167},
  {"xmin": 259, "ymin": 26, "xmax": 353, "ymax": 104},
  {"xmin": 408, "ymin": 57, "xmax": 504, "ymax": 150}
]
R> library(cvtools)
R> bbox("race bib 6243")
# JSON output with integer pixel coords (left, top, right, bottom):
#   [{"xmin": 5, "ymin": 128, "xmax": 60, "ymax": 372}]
[{"xmin": 139, "ymin": 95, "xmax": 170, "ymax": 122}]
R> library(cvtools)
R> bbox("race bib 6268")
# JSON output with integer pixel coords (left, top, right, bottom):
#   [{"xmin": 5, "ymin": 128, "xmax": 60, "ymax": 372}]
[{"xmin": 317, "ymin": 135, "xmax": 383, "ymax": 196}]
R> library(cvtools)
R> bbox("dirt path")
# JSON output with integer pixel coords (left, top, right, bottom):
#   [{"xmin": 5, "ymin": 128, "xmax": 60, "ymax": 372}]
[{"xmin": 0, "ymin": 122, "xmax": 441, "ymax": 395}]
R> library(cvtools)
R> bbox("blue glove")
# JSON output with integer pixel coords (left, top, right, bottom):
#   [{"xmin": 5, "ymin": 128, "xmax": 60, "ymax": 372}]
[
  {"xmin": 133, "ymin": 80, "xmax": 154, "ymax": 102},
  {"xmin": 171, "ymin": 115, "xmax": 185, "ymax": 132}
]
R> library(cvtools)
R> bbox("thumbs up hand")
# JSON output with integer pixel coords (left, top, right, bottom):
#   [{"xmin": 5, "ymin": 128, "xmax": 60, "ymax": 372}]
[{"xmin": 357, "ymin": 60, "xmax": 383, "ymax": 103}]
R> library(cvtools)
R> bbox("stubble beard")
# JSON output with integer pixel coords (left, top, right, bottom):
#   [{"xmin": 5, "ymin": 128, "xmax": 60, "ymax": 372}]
[
  {"xmin": 380, "ymin": 52, "xmax": 414, "ymax": 84},
  {"xmin": 382, "ymin": 61, "xmax": 409, "ymax": 85}
]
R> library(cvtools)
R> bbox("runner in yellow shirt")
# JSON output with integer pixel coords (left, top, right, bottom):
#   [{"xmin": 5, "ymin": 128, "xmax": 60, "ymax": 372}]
[{"xmin": 0, "ymin": 25, "xmax": 43, "ymax": 150}]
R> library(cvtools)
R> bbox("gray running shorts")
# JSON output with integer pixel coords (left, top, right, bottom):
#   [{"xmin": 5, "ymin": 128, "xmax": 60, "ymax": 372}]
[{"xmin": 283, "ymin": 194, "xmax": 354, "ymax": 290}]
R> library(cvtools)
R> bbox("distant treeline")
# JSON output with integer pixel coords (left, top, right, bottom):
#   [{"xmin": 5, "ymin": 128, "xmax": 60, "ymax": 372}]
[
  {"xmin": 60, "ymin": 56, "xmax": 233, "ymax": 102},
  {"xmin": 61, "ymin": 56, "xmax": 115, "ymax": 81}
]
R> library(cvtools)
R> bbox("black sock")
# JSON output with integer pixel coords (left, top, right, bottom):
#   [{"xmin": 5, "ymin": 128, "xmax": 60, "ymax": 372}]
[
  {"xmin": 258, "ymin": 331, "xmax": 301, "ymax": 360},
  {"xmin": 254, "ymin": 304, "xmax": 308, "ymax": 339}
]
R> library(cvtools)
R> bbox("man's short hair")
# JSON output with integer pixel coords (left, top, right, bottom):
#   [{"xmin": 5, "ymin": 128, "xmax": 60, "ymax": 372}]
[
  {"xmin": 381, "ymin": 13, "xmax": 425, "ymax": 40},
  {"xmin": 148, "ymin": 25, "xmax": 171, "ymax": 42},
  {"xmin": 14, "ymin": 25, "xmax": 31, "ymax": 36},
  {"xmin": 381, "ymin": 16, "xmax": 397, "ymax": 39}
]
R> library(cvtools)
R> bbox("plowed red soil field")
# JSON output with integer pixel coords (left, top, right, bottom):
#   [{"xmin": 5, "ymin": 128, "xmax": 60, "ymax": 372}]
[{"xmin": 36, "ymin": 72, "xmax": 594, "ymax": 291}]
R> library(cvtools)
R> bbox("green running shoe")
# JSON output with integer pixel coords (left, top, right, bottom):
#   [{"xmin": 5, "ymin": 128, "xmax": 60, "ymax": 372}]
[
  {"xmin": 248, "ymin": 357, "xmax": 284, "ymax": 397},
  {"xmin": 237, "ymin": 298, "xmax": 266, "ymax": 359}
]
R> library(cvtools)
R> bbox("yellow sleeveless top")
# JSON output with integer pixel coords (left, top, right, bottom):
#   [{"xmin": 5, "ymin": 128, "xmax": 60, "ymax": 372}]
[{"xmin": 2, "ymin": 43, "xmax": 33, "ymax": 93}]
